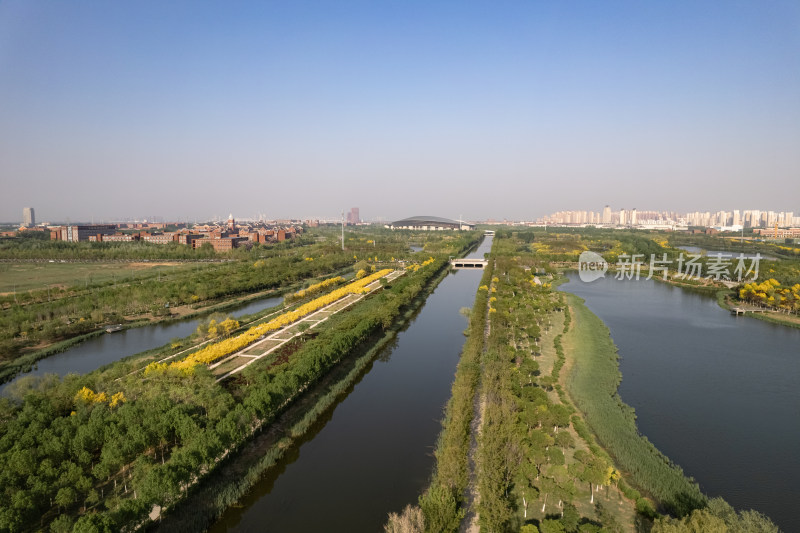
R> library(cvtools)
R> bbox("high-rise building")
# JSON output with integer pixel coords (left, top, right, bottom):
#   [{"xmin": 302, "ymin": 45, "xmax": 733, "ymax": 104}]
[
  {"xmin": 22, "ymin": 207, "xmax": 35, "ymax": 227},
  {"xmin": 347, "ymin": 207, "xmax": 360, "ymax": 225},
  {"xmin": 602, "ymin": 205, "xmax": 611, "ymax": 224},
  {"xmin": 619, "ymin": 209, "xmax": 627, "ymax": 226},
  {"xmin": 631, "ymin": 208, "xmax": 637, "ymax": 226}
]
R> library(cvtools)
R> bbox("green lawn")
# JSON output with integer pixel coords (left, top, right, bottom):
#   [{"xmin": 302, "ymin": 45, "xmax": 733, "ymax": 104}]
[{"xmin": 0, "ymin": 261, "xmax": 199, "ymax": 293}]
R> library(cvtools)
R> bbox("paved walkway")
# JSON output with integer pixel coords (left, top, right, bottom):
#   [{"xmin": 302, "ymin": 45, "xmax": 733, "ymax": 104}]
[{"xmin": 211, "ymin": 270, "xmax": 405, "ymax": 381}]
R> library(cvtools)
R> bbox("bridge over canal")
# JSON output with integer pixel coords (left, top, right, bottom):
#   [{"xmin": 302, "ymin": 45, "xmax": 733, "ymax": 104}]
[{"xmin": 450, "ymin": 258, "xmax": 488, "ymax": 269}]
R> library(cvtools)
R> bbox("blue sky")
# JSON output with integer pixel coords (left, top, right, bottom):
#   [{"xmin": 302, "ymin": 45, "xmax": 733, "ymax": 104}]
[{"xmin": 1, "ymin": 1, "xmax": 798, "ymax": 222}]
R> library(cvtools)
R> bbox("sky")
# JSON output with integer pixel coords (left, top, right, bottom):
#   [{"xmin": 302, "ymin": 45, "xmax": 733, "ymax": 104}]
[{"xmin": 1, "ymin": 1, "xmax": 799, "ymax": 223}]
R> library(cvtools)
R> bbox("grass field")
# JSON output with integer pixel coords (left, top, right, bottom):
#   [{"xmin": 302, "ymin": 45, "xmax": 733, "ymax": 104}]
[{"xmin": 0, "ymin": 261, "xmax": 199, "ymax": 293}]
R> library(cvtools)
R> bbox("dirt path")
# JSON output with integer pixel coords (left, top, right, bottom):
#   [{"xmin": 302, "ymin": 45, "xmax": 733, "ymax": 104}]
[{"xmin": 461, "ymin": 264, "xmax": 493, "ymax": 533}]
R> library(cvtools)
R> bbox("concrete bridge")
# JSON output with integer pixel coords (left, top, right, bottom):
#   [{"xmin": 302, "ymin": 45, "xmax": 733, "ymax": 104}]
[
  {"xmin": 731, "ymin": 305, "xmax": 767, "ymax": 316},
  {"xmin": 451, "ymin": 258, "xmax": 488, "ymax": 269}
]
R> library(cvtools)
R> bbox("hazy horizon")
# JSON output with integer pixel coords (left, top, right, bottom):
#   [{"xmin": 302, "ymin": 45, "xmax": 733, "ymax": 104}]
[{"xmin": 2, "ymin": 1, "xmax": 799, "ymax": 223}]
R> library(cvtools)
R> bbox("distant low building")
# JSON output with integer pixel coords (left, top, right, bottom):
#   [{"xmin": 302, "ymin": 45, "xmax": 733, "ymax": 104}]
[
  {"xmin": 53, "ymin": 224, "xmax": 117, "ymax": 242},
  {"xmin": 141, "ymin": 232, "xmax": 178, "ymax": 245},
  {"xmin": 389, "ymin": 216, "xmax": 475, "ymax": 231},
  {"xmin": 204, "ymin": 236, "xmax": 249, "ymax": 251},
  {"xmin": 753, "ymin": 227, "xmax": 800, "ymax": 239},
  {"xmin": 176, "ymin": 233, "xmax": 203, "ymax": 247},
  {"xmin": 93, "ymin": 233, "xmax": 137, "ymax": 242}
]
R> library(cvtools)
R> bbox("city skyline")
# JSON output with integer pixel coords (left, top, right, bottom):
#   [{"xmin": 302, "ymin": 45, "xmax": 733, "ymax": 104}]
[
  {"xmin": 538, "ymin": 206, "xmax": 799, "ymax": 229},
  {"xmin": 7, "ymin": 203, "xmax": 800, "ymax": 228},
  {"xmin": 2, "ymin": 1, "xmax": 799, "ymax": 221}
]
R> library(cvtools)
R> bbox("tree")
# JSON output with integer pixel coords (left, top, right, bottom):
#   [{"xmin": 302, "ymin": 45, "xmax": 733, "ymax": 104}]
[
  {"xmin": 539, "ymin": 476, "xmax": 557, "ymax": 513},
  {"xmin": 219, "ymin": 317, "xmax": 240, "ymax": 337},
  {"xmin": 72, "ymin": 512, "xmax": 118, "ymax": 533},
  {"xmin": 573, "ymin": 450, "xmax": 607, "ymax": 504},
  {"xmin": 384, "ymin": 504, "xmax": 424, "ymax": 533},
  {"xmin": 652, "ymin": 497, "xmax": 779, "ymax": 533},
  {"xmin": 49, "ymin": 515, "xmax": 74, "ymax": 533},
  {"xmin": 418, "ymin": 484, "xmax": 462, "ymax": 533},
  {"xmin": 651, "ymin": 508, "xmax": 727, "ymax": 533},
  {"xmin": 54, "ymin": 486, "xmax": 76, "ymax": 510},
  {"xmin": 207, "ymin": 319, "xmax": 219, "ymax": 338},
  {"xmin": 561, "ymin": 502, "xmax": 580, "ymax": 533},
  {"xmin": 540, "ymin": 519, "xmax": 566, "ymax": 533},
  {"xmin": 516, "ymin": 459, "xmax": 539, "ymax": 519}
]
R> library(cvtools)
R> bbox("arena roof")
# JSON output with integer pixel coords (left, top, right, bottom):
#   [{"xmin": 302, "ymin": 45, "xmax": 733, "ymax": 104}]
[{"xmin": 390, "ymin": 216, "xmax": 475, "ymax": 229}]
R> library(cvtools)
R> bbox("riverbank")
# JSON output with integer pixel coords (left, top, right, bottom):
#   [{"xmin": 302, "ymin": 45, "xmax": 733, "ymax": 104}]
[
  {"xmin": 656, "ymin": 275, "xmax": 800, "ymax": 329},
  {"xmin": 561, "ymin": 292, "xmax": 705, "ymax": 516},
  {"xmin": 713, "ymin": 290, "xmax": 800, "ymax": 329}
]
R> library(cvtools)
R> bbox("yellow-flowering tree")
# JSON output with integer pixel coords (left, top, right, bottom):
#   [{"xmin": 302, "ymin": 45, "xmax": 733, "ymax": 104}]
[
  {"xmin": 171, "ymin": 269, "xmax": 393, "ymax": 370},
  {"xmin": 74, "ymin": 387, "xmax": 125, "ymax": 408},
  {"xmin": 219, "ymin": 318, "xmax": 240, "ymax": 337}
]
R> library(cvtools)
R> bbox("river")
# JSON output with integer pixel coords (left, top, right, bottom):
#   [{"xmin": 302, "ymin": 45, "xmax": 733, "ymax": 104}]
[
  {"xmin": 562, "ymin": 273, "xmax": 800, "ymax": 531},
  {"xmin": 0, "ymin": 294, "xmax": 283, "ymax": 394},
  {"xmin": 209, "ymin": 236, "xmax": 492, "ymax": 532}
]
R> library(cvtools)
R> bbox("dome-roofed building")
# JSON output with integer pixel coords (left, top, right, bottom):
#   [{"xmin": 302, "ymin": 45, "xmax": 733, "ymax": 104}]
[{"xmin": 388, "ymin": 216, "xmax": 475, "ymax": 231}]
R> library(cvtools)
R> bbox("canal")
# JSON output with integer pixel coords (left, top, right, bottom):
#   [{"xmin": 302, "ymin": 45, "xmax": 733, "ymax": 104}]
[
  {"xmin": 209, "ymin": 237, "xmax": 492, "ymax": 532},
  {"xmin": 0, "ymin": 294, "xmax": 283, "ymax": 394},
  {"xmin": 562, "ymin": 273, "xmax": 800, "ymax": 531}
]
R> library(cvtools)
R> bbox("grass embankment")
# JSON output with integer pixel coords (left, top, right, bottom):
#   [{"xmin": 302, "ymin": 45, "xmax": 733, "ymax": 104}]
[
  {"xmin": 416, "ymin": 261, "xmax": 494, "ymax": 532},
  {"xmin": 154, "ymin": 260, "xmax": 457, "ymax": 532},
  {"xmin": 563, "ymin": 293, "xmax": 705, "ymax": 517}
]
